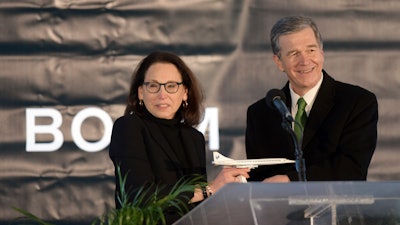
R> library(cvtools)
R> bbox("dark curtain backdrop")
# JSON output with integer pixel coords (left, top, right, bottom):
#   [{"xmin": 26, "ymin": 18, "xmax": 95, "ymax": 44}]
[{"xmin": 1, "ymin": 0, "xmax": 399, "ymax": 224}]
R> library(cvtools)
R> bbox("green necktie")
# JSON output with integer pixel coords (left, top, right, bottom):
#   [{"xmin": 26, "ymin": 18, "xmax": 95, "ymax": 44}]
[{"xmin": 294, "ymin": 97, "xmax": 307, "ymax": 142}]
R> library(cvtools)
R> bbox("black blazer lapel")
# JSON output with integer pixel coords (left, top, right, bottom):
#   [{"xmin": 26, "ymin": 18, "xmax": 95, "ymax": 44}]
[
  {"xmin": 302, "ymin": 71, "xmax": 335, "ymax": 148},
  {"xmin": 281, "ymin": 71, "xmax": 336, "ymax": 150},
  {"xmin": 282, "ymin": 84, "xmax": 292, "ymax": 110}
]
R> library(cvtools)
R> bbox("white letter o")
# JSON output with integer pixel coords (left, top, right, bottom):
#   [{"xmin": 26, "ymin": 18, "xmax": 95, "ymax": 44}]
[{"xmin": 71, "ymin": 107, "xmax": 113, "ymax": 152}]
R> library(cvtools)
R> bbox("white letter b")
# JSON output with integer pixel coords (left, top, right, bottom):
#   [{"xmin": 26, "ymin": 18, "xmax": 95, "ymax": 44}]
[{"xmin": 26, "ymin": 108, "xmax": 63, "ymax": 152}]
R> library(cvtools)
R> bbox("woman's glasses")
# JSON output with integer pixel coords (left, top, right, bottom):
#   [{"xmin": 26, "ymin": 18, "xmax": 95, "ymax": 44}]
[{"xmin": 143, "ymin": 82, "xmax": 183, "ymax": 93}]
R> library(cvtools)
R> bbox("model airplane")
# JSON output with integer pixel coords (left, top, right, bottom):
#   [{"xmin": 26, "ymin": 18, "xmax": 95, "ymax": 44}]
[
  {"xmin": 212, "ymin": 151, "xmax": 295, "ymax": 183},
  {"xmin": 212, "ymin": 151, "xmax": 295, "ymax": 169}
]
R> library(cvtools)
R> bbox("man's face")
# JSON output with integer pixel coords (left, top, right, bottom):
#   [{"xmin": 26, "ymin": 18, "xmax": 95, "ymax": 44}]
[{"xmin": 273, "ymin": 27, "xmax": 324, "ymax": 96}]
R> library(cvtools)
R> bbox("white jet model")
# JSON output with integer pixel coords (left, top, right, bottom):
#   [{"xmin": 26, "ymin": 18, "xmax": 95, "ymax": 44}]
[
  {"xmin": 212, "ymin": 151, "xmax": 295, "ymax": 182},
  {"xmin": 212, "ymin": 151, "xmax": 295, "ymax": 169}
]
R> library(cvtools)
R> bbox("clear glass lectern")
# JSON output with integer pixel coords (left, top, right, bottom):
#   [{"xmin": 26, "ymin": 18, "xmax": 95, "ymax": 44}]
[{"xmin": 174, "ymin": 181, "xmax": 400, "ymax": 225}]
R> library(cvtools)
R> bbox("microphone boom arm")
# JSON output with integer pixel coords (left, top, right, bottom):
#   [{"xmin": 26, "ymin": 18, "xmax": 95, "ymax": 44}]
[
  {"xmin": 265, "ymin": 89, "xmax": 307, "ymax": 181},
  {"xmin": 280, "ymin": 117, "xmax": 307, "ymax": 181}
]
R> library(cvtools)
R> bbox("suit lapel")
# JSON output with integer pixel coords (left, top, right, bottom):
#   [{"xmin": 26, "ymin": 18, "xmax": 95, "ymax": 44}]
[
  {"xmin": 282, "ymin": 71, "xmax": 336, "ymax": 150},
  {"xmin": 302, "ymin": 72, "xmax": 335, "ymax": 148}
]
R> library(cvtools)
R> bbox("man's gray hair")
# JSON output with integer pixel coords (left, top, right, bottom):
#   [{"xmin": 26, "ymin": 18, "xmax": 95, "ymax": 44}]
[{"xmin": 270, "ymin": 16, "xmax": 323, "ymax": 57}]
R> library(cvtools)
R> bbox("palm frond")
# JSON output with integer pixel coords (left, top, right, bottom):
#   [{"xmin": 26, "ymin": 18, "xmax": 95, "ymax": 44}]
[
  {"xmin": 12, "ymin": 207, "xmax": 55, "ymax": 225},
  {"xmin": 13, "ymin": 166, "xmax": 206, "ymax": 225}
]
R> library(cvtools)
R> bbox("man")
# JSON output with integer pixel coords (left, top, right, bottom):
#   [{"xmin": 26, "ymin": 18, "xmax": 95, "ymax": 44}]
[{"xmin": 245, "ymin": 16, "xmax": 378, "ymax": 182}]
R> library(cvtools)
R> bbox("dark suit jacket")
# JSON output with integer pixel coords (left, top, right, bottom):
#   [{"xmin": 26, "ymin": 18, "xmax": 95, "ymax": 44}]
[
  {"xmin": 246, "ymin": 71, "xmax": 378, "ymax": 181},
  {"xmin": 109, "ymin": 112, "xmax": 206, "ymax": 209}
]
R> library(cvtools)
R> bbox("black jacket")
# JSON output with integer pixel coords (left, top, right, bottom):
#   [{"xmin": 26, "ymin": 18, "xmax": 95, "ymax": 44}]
[
  {"xmin": 109, "ymin": 112, "xmax": 206, "ymax": 223},
  {"xmin": 246, "ymin": 71, "xmax": 378, "ymax": 181}
]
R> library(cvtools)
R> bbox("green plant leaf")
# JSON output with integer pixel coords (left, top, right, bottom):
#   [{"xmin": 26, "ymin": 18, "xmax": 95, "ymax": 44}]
[
  {"xmin": 13, "ymin": 166, "xmax": 206, "ymax": 225},
  {"xmin": 12, "ymin": 207, "xmax": 55, "ymax": 225}
]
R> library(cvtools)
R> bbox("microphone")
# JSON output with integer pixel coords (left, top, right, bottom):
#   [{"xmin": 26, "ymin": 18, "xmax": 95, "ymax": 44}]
[
  {"xmin": 265, "ymin": 89, "xmax": 294, "ymax": 122},
  {"xmin": 265, "ymin": 88, "xmax": 307, "ymax": 181}
]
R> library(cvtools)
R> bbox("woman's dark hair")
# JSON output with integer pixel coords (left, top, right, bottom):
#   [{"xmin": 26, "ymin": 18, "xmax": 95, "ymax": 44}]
[
  {"xmin": 270, "ymin": 16, "xmax": 323, "ymax": 57},
  {"xmin": 124, "ymin": 51, "xmax": 204, "ymax": 126}
]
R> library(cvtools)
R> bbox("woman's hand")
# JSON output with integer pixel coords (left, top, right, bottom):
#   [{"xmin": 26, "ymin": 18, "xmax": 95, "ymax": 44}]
[{"xmin": 189, "ymin": 167, "xmax": 250, "ymax": 203}]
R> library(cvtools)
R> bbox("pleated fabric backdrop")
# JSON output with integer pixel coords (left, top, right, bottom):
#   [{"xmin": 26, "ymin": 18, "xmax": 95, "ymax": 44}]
[{"xmin": 1, "ymin": 0, "xmax": 399, "ymax": 224}]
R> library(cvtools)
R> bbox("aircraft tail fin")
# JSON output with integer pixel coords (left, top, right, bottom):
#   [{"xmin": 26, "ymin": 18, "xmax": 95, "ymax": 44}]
[{"xmin": 212, "ymin": 151, "xmax": 233, "ymax": 164}]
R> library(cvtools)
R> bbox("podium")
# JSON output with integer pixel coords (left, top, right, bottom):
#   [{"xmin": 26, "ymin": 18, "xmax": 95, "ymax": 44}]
[{"xmin": 174, "ymin": 181, "xmax": 400, "ymax": 225}]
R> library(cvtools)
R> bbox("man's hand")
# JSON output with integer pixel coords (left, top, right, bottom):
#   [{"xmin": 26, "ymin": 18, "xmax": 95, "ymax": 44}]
[{"xmin": 262, "ymin": 174, "xmax": 290, "ymax": 183}]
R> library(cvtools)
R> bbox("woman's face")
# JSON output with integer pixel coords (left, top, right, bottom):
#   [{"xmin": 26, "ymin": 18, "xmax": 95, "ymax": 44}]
[{"xmin": 138, "ymin": 62, "xmax": 188, "ymax": 119}]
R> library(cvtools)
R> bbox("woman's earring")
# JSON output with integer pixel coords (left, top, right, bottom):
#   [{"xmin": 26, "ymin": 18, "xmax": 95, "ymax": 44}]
[
  {"xmin": 139, "ymin": 100, "xmax": 144, "ymax": 106},
  {"xmin": 182, "ymin": 100, "xmax": 188, "ymax": 108}
]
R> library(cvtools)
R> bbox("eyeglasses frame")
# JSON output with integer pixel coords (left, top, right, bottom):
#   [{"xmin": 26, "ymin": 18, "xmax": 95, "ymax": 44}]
[{"xmin": 143, "ymin": 81, "xmax": 184, "ymax": 94}]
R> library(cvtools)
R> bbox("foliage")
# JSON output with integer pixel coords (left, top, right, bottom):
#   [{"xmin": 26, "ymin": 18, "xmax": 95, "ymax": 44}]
[
  {"xmin": 12, "ymin": 166, "xmax": 205, "ymax": 225},
  {"xmin": 93, "ymin": 166, "xmax": 205, "ymax": 225},
  {"xmin": 11, "ymin": 207, "xmax": 54, "ymax": 225}
]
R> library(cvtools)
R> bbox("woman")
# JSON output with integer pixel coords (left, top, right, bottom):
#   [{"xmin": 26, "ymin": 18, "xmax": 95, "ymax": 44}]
[{"xmin": 109, "ymin": 51, "xmax": 249, "ymax": 224}]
